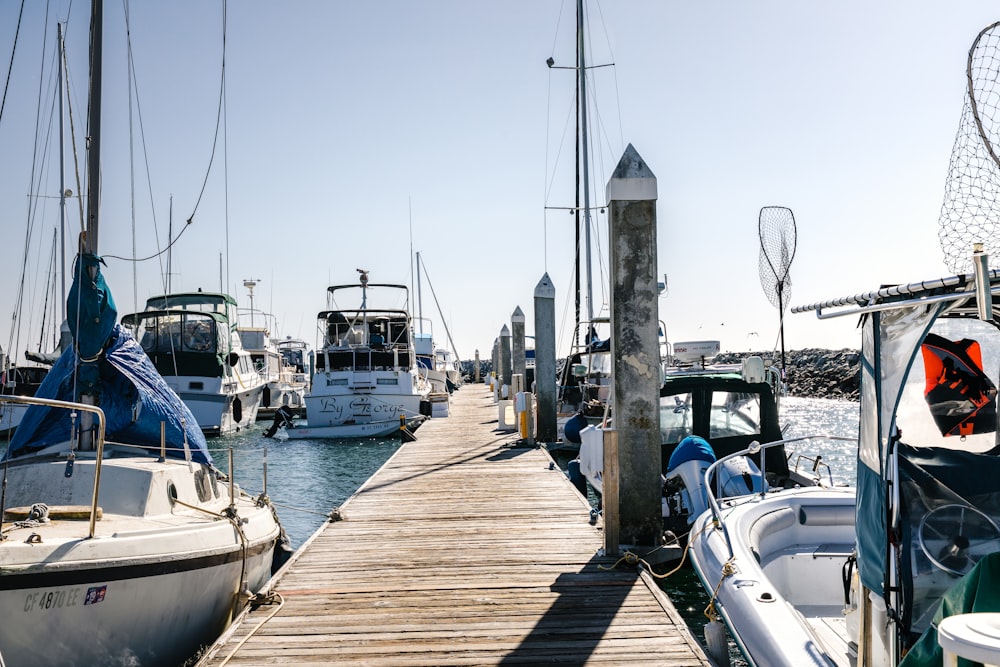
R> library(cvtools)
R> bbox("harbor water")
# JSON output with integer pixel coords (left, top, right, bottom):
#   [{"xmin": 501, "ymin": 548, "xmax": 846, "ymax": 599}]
[
  {"xmin": 213, "ymin": 395, "xmax": 860, "ymax": 666},
  {"xmin": 208, "ymin": 431, "xmax": 405, "ymax": 549}
]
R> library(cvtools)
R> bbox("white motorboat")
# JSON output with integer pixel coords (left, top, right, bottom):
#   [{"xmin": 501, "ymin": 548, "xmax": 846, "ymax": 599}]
[
  {"xmin": 302, "ymin": 270, "xmax": 430, "ymax": 438},
  {"xmin": 575, "ymin": 346, "xmax": 829, "ymax": 542},
  {"xmin": 269, "ymin": 337, "xmax": 312, "ymax": 415},
  {"xmin": 0, "ymin": 3, "xmax": 287, "ymax": 663},
  {"xmin": 688, "ymin": 249, "xmax": 1000, "ymax": 667},
  {"xmin": 121, "ymin": 291, "xmax": 267, "ymax": 436},
  {"xmin": 414, "ymin": 317, "xmax": 449, "ymax": 395},
  {"xmin": 267, "ymin": 411, "xmax": 424, "ymax": 441}
]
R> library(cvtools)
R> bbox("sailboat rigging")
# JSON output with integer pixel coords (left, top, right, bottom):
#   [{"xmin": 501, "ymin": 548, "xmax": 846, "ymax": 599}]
[
  {"xmin": 0, "ymin": 4, "xmax": 286, "ymax": 664},
  {"xmin": 546, "ymin": 0, "xmax": 619, "ymax": 433}
]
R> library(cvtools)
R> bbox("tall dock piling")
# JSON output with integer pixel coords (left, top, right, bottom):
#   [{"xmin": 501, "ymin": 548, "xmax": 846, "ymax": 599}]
[
  {"xmin": 534, "ymin": 273, "xmax": 557, "ymax": 442},
  {"xmin": 499, "ymin": 324, "xmax": 512, "ymax": 395},
  {"xmin": 608, "ymin": 144, "xmax": 662, "ymax": 547},
  {"xmin": 511, "ymin": 306, "xmax": 526, "ymax": 381}
]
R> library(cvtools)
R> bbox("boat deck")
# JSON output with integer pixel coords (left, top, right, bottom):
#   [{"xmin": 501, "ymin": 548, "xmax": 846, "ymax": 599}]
[{"xmin": 199, "ymin": 385, "xmax": 711, "ymax": 666}]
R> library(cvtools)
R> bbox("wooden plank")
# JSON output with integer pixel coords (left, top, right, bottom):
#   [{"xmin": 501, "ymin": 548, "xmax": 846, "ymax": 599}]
[{"xmin": 197, "ymin": 387, "xmax": 711, "ymax": 667}]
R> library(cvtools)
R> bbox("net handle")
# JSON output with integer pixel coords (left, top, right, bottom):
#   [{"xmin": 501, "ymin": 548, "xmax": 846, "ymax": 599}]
[{"xmin": 968, "ymin": 21, "xmax": 1000, "ymax": 171}]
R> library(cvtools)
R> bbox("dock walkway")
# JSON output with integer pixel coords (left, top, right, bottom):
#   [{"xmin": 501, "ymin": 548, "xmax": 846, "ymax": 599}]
[{"xmin": 199, "ymin": 386, "xmax": 712, "ymax": 666}]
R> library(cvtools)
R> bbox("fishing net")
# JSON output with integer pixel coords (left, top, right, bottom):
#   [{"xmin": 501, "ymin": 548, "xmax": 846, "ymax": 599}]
[
  {"xmin": 758, "ymin": 206, "xmax": 797, "ymax": 370},
  {"xmin": 758, "ymin": 206, "xmax": 797, "ymax": 311},
  {"xmin": 938, "ymin": 21, "xmax": 1000, "ymax": 274}
]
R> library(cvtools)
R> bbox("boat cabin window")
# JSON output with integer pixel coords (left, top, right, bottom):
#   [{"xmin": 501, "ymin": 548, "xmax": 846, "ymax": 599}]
[
  {"xmin": 660, "ymin": 392, "xmax": 694, "ymax": 444},
  {"xmin": 135, "ymin": 313, "xmax": 218, "ymax": 354},
  {"xmin": 388, "ymin": 318, "xmax": 410, "ymax": 349},
  {"xmin": 708, "ymin": 390, "xmax": 763, "ymax": 440},
  {"xmin": 280, "ymin": 348, "xmax": 305, "ymax": 372}
]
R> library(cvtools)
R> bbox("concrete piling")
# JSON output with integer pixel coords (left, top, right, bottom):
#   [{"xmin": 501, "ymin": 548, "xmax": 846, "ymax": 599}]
[{"xmin": 607, "ymin": 144, "xmax": 661, "ymax": 547}]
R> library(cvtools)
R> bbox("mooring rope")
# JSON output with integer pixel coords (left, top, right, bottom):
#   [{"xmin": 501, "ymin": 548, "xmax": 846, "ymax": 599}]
[
  {"xmin": 596, "ymin": 519, "xmax": 714, "ymax": 580},
  {"xmin": 216, "ymin": 591, "xmax": 285, "ymax": 667},
  {"xmin": 704, "ymin": 559, "xmax": 737, "ymax": 623}
]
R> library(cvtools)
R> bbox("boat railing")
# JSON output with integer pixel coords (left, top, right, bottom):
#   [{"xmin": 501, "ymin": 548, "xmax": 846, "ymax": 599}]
[
  {"xmin": 790, "ymin": 452, "xmax": 835, "ymax": 486},
  {"xmin": 703, "ymin": 434, "xmax": 854, "ymax": 561},
  {"xmin": 0, "ymin": 394, "xmax": 107, "ymax": 539}
]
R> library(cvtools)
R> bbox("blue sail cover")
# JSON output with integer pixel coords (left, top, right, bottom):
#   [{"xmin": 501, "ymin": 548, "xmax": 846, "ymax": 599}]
[
  {"xmin": 6, "ymin": 324, "xmax": 211, "ymax": 465},
  {"xmin": 6, "ymin": 253, "xmax": 211, "ymax": 465},
  {"xmin": 67, "ymin": 253, "xmax": 118, "ymax": 397}
]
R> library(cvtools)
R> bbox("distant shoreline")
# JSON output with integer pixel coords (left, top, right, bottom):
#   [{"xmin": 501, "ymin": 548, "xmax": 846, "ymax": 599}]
[
  {"xmin": 462, "ymin": 347, "xmax": 862, "ymax": 402},
  {"xmin": 715, "ymin": 349, "xmax": 860, "ymax": 401}
]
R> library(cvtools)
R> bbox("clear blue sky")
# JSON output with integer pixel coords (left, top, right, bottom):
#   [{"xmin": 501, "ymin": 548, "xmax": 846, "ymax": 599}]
[{"xmin": 2, "ymin": 1, "xmax": 998, "ymax": 367}]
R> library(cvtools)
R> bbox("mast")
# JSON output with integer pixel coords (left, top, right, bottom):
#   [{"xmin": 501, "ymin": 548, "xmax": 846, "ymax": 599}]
[
  {"xmin": 58, "ymin": 23, "xmax": 67, "ymax": 320},
  {"xmin": 416, "ymin": 251, "xmax": 424, "ymax": 334},
  {"xmin": 78, "ymin": 0, "xmax": 104, "ymax": 451},
  {"xmin": 85, "ymin": 0, "xmax": 103, "ymax": 255},
  {"xmin": 167, "ymin": 196, "xmax": 173, "ymax": 292},
  {"xmin": 577, "ymin": 0, "xmax": 594, "ymax": 326}
]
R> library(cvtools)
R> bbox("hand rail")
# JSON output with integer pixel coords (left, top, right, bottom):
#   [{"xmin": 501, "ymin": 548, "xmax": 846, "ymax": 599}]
[
  {"xmin": 703, "ymin": 434, "xmax": 855, "ymax": 562},
  {"xmin": 0, "ymin": 395, "xmax": 106, "ymax": 538}
]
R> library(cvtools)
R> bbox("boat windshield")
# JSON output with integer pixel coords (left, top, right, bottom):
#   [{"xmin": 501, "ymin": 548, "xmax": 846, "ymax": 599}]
[
  {"xmin": 659, "ymin": 387, "xmax": 765, "ymax": 445},
  {"xmin": 131, "ymin": 313, "xmax": 219, "ymax": 354},
  {"xmin": 709, "ymin": 390, "xmax": 763, "ymax": 439},
  {"xmin": 660, "ymin": 392, "xmax": 693, "ymax": 444}
]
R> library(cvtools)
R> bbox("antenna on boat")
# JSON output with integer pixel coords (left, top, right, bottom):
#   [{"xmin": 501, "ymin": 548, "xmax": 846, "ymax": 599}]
[
  {"xmin": 758, "ymin": 206, "xmax": 797, "ymax": 377},
  {"xmin": 357, "ymin": 268, "xmax": 369, "ymax": 310},
  {"xmin": 243, "ymin": 279, "xmax": 259, "ymax": 327}
]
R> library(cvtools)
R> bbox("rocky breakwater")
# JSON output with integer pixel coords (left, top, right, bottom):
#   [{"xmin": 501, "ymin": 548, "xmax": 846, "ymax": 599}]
[{"xmin": 714, "ymin": 348, "xmax": 860, "ymax": 401}]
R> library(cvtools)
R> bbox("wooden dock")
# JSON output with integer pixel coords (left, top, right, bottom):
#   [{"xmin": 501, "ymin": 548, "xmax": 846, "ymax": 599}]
[{"xmin": 199, "ymin": 386, "xmax": 712, "ymax": 666}]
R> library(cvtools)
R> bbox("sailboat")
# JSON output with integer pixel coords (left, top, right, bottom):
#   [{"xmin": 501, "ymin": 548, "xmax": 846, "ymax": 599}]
[
  {"xmin": 412, "ymin": 251, "xmax": 462, "ymax": 401},
  {"xmin": 547, "ymin": 0, "xmax": 617, "ymax": 446},
  {"xmin": 120, "ymin": 290, "xmax": 268, "ymax": 436},
  {"xmin": 0, "ymin": 4, "xmax": 286, "ymax": 665}
]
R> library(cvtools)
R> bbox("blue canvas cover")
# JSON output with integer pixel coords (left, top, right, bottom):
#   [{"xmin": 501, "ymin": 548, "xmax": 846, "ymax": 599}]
[
  {"xmin": 6, "ymin": 324, "xmax": 211, "ymax": 465},
  {"xmin": 67, "ymin": 253, "xmax": 117, "ymax": 397},
  {"xmin": 667, "ymin": 435, "xmax": 716, "ymax": 471},
  {"xmin": 857, "ymin": 304, "xmax": 943, "ymax": 596},
  {"xmin": 6, "ymin": 253, "xmax": 211, "ymax": 465}
]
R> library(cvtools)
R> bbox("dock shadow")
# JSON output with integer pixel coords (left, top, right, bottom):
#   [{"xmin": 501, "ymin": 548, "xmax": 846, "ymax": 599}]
[{"xmin": 497, "ymin": 553, "xmax": 638, "ymax": 665}]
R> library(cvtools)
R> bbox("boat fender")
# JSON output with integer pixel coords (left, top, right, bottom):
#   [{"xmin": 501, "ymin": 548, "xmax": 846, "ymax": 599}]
[
  {"xmin": 704, "ymin": 619, "xmax": 731, "ymax": 667},
  {"xmin": 566, "ymin": 459, "xmax": 587, "ymax": 497},
  {"xmin": 564, "ymin": 411, "xmax": 588, "ymax": 444},
  {"xmin": 233, "ymin": 397, "xmax": 243, "ymax": 424}
]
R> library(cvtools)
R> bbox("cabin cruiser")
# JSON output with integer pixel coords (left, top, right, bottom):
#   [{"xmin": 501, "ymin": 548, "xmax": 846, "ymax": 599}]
[{"xmin": 122, "ymin": 292, "xmax": 267, "ymax": 436}]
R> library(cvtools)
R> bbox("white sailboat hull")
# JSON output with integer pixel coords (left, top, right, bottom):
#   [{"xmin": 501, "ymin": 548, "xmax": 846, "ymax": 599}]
[{"xmin": 0, "ymin": 452, "xmax": 282, "ymax": 667}]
